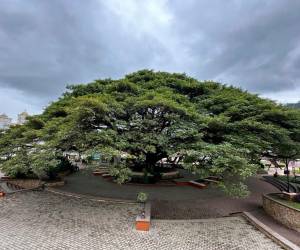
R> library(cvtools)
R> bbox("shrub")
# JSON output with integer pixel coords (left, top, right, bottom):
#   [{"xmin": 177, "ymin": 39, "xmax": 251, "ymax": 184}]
[{"xmin": 137, "ymin": 192, "xmax": 148, "ymax": 203}]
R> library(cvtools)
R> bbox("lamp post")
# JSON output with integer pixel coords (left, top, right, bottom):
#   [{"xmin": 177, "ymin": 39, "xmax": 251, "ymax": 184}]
[
  {"xmin": 284, "ymin": 160, "xmax": 290, "ymax": 193},
  {"xmin": 287, "ymin": 167, "xmax": 290, "ymax": 193}
]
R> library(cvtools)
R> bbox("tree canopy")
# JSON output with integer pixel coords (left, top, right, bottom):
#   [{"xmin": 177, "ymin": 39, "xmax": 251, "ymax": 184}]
[{"xmin": 1, "ymin": 70, "xmax": 300, "ymax": 196}]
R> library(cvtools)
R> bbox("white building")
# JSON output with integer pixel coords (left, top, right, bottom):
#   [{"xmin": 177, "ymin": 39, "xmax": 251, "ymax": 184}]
[
  {"xmin": 17, "ymin": 111, "xmax": 29, "ymax": 125},
  {"xmin": 0, "ymin": 113, "xmax": 12, "ymax": 129}
]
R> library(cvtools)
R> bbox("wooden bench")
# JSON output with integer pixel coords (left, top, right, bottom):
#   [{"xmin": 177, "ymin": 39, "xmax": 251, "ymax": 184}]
[
  {"xmin": 136, "ymin": 202, "xmax": 151, "ymax": 231},
  {"xmin": 189, "ymin": 181, "xmax": 207, "ymax": 189},
  {"xmin": 203, "ymin": 178, "xmax": 219, "ymax": 184}
]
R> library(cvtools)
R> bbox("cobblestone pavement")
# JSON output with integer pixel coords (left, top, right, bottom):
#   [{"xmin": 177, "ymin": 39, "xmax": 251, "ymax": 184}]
[{"xmin": 0, "ymin": 191, "xmax": 282, "ymax": 249}]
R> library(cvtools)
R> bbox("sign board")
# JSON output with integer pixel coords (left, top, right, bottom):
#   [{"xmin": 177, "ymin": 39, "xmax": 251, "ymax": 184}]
[{"xmin": 92, "ymin": 153, "xmax": 101, "ymax": 160}]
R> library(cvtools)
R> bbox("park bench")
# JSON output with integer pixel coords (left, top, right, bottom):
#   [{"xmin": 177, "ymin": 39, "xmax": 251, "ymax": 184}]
[
  {"xmin": 189, "ymin": 180, "xmax": 207, "ymax": 189},
  {"xmin": 203, "ymin": 178, "xmax": 219, "ymax": 184}
]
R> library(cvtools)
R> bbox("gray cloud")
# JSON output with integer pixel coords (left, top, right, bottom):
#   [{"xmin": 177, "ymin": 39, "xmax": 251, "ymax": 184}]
[
  {"xmin": 0, "ymin": 0, "xmax": 300, "ymax": 117},
  {"xmin": 169, "ymin": 0, "xmax": 300, "ymax": 93}
]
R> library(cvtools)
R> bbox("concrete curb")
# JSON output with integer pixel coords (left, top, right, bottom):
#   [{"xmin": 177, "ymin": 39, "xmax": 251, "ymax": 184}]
[
  {"xmin": 152, "ymin": 217, "xmax": 229, "ymax": 223},
  {"xmin": 243, "ymin": 212, "xmax": 300, "ymax": 250},
  {"xmin": 45, "ymin": 188, "xmax": 137, "ymax": 204}
]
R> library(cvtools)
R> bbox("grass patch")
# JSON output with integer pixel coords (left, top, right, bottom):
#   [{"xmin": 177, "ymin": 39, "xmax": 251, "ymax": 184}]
[{"xmin": 269, "ymin": 194, "xmax": 300, "ymax": 210}]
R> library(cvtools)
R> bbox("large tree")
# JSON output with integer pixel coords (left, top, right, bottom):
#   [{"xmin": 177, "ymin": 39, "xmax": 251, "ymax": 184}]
[{"xmin": 1, "ymin": 70, "xmax": 300, "ymax": 196}]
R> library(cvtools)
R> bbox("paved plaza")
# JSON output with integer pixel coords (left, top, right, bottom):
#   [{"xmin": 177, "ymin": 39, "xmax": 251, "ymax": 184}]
[
  {"xmin": 0, "ymin": 191, "xmax": 282, "ymax": 250},
  {"xmin": 56, "ymin": 170, "xmax": 277, "ymax": 219}
]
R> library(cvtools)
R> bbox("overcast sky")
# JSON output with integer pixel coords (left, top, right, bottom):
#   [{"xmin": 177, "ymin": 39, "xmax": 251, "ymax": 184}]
[{"xmin": 1, "ymin": 0, "xmax": 300, "ymax": 119}]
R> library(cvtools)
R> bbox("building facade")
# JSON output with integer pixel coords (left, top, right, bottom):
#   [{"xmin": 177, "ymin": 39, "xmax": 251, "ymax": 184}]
[
  {"xmin": 17, "ymin": 111, "xmax": 29, "ymax": 125},
  {"xmin": 0, "ymin": 114, "xmax": 12, "ymax": 129}
]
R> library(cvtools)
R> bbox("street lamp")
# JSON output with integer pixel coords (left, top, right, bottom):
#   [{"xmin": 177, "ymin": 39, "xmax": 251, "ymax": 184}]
[{"xmin": 284, "ymin": 166, "xmax": 290, "ymax": 193}]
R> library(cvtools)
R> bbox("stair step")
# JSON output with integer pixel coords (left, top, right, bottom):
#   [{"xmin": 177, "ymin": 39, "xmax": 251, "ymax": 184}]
[
  {"xmin": 94, "ymin": 168, "xmax": 109, "ymax": 171},
  {"xmin": 0, "ymin": 182, "xmax": 13, "ymax": 193},
  {"xmin": 262, "ymin": 176, "xmax": 300, "ymax": 193},
  {"xmin": 0, "ymin": 182, "xmax": 26, "ymax": 194},
  {"xmin": 102, "ymin": 173, "xmax": 111, "ymax": 178},
  {"xmin": 93, "ymin": 171, "xmax": 109, "ymax": 176}
]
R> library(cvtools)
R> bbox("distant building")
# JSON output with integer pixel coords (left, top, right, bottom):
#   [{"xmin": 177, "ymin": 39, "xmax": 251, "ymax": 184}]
[
  {"xmin": 17, "ymin": 111, "xmax": 29, "ymax": 125},
  {"xmin": 0, "ymin": 113, "xmax": 12, "ymax": 129}
]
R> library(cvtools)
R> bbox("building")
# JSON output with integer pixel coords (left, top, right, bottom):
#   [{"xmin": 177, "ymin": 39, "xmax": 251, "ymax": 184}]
[
  {"xmin": 17, "ymin": 111, "xmax": 29, "ymax": 125},
  {"xmin": 0, "ymin": 113, "xmax": 12, "ymax": 129}
]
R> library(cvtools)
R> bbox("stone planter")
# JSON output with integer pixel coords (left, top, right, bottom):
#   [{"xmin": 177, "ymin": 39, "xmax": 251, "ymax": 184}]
[
  {"xmin": 263, "ymin": 193, "xmax": 300, "ymax": 232},
  {"xmin": 136, "ymin": 202, "xmax": 151, "ymax": 231},
  {"xmin": 7, "ymin": 179, "xmax": 44, "ymax": 189},
  {"xmin": 281, "ymin": 191, "xmax": 299, "ymax": 202}
]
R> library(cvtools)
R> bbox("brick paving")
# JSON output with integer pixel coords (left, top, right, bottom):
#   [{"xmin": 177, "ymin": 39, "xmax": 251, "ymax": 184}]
[{"xmin": 0, "ymin": 191, "xmax": 282, "ymax": 249}]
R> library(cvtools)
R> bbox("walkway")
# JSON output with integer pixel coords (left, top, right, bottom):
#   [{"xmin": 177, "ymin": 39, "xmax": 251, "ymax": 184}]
[
  {"xmin": 249, "ymin": 208, "xmax": 300, "ymax": 246},
  {"xmin": 57, "ymin": 169, "xmax": 227, "ymax": 201},
  {"xmin": 0, "ymin": 191, "xmax": 283, "ymax": 250},
  {"xmin": 56, "ymin": 170, "xmax": 277, "ymax": 218},
  {"xmin": 152, "ymin": 177, "xmax": 277, "ymax": 219}
]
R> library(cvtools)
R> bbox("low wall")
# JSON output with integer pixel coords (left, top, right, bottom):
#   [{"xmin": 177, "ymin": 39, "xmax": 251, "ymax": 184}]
[
  {"xmin": 7, "ymin": 179, "xmax": 44, "ymax": 189},
  {"xmin": 263, "ymin": 194, "xmax": 300, "ymax": 232},
  {"xmin": 44, "ymin": 180, "xmax": 65, "ymax": 188}
]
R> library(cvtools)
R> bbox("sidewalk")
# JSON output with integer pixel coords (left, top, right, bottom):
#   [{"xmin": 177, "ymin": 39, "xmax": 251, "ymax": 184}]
[{"xmin": 249, "ymin": 208, "xmax": 300, "ymax": 247}]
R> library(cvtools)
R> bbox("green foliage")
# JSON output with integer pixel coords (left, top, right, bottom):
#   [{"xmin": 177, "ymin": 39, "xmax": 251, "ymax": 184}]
[
  {"xmin": 109, "ymin": 163, "xmax": 132, "ymax": 184},
  {"xmin": 1, "ymin": 70, "xmax": 300, "ymax": 196},
  {"xmin": 0, "ymin": 150, "xmax": 32, "ymax": 178},
  {"xmin": 29, "ymin": 147, "xmax": 61, "ymax": 179},
  {"xmin": 218, "ymin": 182, "xmax": 250, "ymax": 198},
  {"xmin": 183, "ymin": 143, "xmax": 258, "ymax": 184},
  {"xmin": 137, "ymin": 192, "xmax": 148, "ymax": 203}
]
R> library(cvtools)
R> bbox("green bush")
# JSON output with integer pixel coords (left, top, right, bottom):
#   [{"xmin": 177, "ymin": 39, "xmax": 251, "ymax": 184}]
[{"xmin": 137, "ymin": 192, "xmax": 148, "ymax": 203}]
